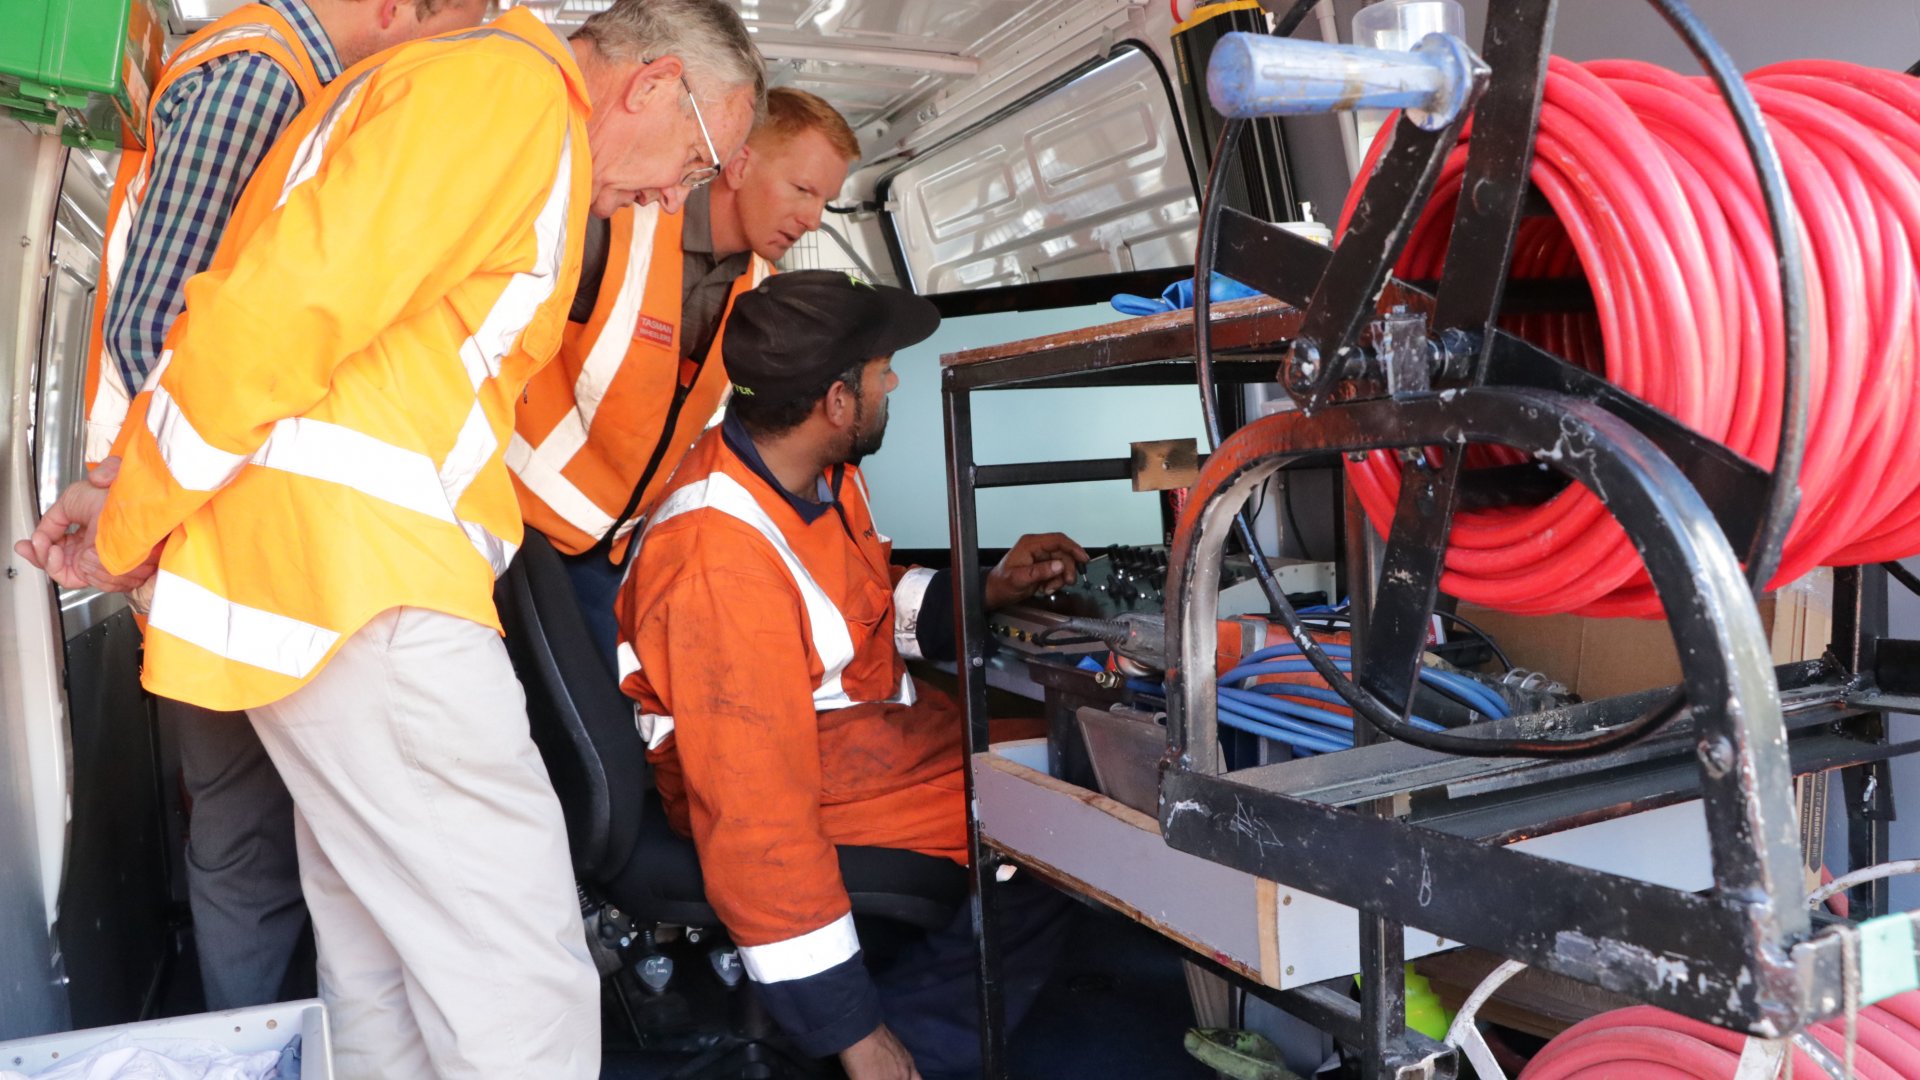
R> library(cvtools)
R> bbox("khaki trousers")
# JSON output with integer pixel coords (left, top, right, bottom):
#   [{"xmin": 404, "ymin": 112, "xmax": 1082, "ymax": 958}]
[{"xmin": 250, "ymin": 607, "xmax": 599, "ymax": 1079}]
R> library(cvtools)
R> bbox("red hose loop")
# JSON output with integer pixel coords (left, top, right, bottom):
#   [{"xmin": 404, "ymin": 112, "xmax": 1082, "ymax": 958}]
[
  {"xmin": 1336, "ymin": 61, "xmax": 1920, "ymax": 616},
  {"xmin": 1518, "ymin": 997, "xmax": 1920, "ymax": 1078}
]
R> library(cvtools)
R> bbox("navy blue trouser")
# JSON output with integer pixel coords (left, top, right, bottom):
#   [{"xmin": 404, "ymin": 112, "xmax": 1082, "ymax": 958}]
[
  {"xmin": 872, "ymin": 874, "xmax": 1074, "ymax": 1080},
  {"xmin": 559, "ymin": 541, "xmax": 629, "ymax": 676}
]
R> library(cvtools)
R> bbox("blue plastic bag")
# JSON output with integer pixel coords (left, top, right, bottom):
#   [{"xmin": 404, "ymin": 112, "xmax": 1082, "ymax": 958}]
[{"xmin": 1110, "ymin": 272, "xmax": 1260, "ymax": 316}]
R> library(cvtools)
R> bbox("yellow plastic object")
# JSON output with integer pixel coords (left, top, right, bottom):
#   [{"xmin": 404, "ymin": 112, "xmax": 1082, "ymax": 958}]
[{"xmin": 1354, "ymin": 963, "xmax": 1459, "ymax": 1041}]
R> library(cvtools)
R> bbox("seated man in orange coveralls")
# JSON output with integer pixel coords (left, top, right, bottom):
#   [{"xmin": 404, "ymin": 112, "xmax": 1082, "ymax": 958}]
[{"xmin": 614, "ymin": 270, "xmax": 1083, "ymax": 1080}]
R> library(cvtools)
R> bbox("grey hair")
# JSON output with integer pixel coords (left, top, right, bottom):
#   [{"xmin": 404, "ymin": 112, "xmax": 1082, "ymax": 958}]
[{"xmin": 572, "ymin": 0, "xmax": 767, "ymax": 116}]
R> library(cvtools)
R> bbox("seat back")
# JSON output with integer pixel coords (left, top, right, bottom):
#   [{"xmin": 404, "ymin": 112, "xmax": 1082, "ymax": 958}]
[{"xmin": 496, "ymin": 531, "xmax": 645, "ymax": 883}]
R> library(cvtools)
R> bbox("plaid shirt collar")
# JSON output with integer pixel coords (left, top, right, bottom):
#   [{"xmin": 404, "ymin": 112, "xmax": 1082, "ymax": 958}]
[{"xmin": 266, "ymin": 0, "xmax": 343, "ymax": 83}]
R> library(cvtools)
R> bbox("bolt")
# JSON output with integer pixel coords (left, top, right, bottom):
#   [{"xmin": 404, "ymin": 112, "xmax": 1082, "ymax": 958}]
[
  {"xmin": 1288, "ymin": 340, "xmax": 1322, "ymax": 388},
  {"xmin": 1471, "ymin": 176, "xmax": 1499, "ymax": 214},
  {"xmin": 1697, "ymin": 736, "xmax": 1735, "ymax": 778}
]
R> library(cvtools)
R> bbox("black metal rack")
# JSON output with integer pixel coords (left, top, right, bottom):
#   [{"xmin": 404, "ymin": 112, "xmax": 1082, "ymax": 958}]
[
  {"xmin": 940, "ymin": 2, "xmax": 1920, "ymax": 1075},
  {"xmin": 941, "ymin": 294, "xmax": 1914, "ymax": 1079}
]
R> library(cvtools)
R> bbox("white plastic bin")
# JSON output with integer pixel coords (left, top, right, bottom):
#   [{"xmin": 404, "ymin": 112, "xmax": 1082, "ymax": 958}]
[{"xmin": 0, "ymin": 1000, "xmax": 330, "ymax": 1079}]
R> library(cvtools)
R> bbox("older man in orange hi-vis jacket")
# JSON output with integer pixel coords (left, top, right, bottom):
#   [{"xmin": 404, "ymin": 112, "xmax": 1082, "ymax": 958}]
[
  {"xmin": 15, "ymin": 1, "xmax": 765, "ymax": 1076},
  {"xmin": 616, "ymin": 271, "xmax": 1082, "ymax": 1080}
]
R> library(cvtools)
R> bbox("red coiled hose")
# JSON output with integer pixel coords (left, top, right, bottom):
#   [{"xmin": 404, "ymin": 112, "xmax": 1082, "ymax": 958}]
[
  {"xmin": 1338, "ymin": 59, "xmax": 1920, "ymax": 617},
  {"xmin": 1519, "ymin": 996, "xmax": 1920, "ymax": 1079}
]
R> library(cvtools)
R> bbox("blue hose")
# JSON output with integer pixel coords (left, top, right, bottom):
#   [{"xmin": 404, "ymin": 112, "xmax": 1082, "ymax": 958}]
[
  {"xmin": 1124, "ymin": 633, "xmax": 1506, "ymax": 756},
  {"xmin": 1420, "ymin": 667, "xmax": 1510, "ymax": 718},
  {"xmin": 1215, "ymin": 698, "xmax": 1351, "ymax": 754},
  {"xmin": 1219, "ymin": 685, "xmax": 1356, "ymax": 733},
  {"xmin": 1242, "ymin": 682, "xmax": 1448, "ymax": 734},
  {"xmin": 1229, "ymin": 643, "xmax": 1511, "ymax": 719}
]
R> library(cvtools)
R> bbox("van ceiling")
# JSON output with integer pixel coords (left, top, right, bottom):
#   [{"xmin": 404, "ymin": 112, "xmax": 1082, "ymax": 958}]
[{"xmin": 161, "ymin": 0, "xmax": 1083, "ymax": 148}]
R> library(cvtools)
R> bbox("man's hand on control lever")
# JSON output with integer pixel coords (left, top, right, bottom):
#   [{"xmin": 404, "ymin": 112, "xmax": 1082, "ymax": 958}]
[
  {"xmin": 985, "ymin": 532, "xmax": 1090, "ymax": 610},
  {"xmin": 839, "ymin": 1024, "xmax": 922, "ymax": 1080}
]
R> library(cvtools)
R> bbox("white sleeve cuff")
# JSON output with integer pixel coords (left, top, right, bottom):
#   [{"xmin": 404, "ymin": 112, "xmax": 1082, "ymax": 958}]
[
  {"xmin": 891, "ymin": 567, "xmax": 938, "ymax": 662},
  {"xmin": 738, "ymin": 912, "xmax": 861, "ymax": 984}
]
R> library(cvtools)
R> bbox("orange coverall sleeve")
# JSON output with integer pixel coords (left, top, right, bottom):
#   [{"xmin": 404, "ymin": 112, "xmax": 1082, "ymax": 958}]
[
  {"xmin": 97, "ymin": 50, "xmax": 571, "ymax": 573},
  {"xmin": 636, "ymin": 565, "xmax": 853, "ymax": 948}
]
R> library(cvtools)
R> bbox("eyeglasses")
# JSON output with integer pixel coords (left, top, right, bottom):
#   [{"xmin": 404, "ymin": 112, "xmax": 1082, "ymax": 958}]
[{"xmin": 680, "ymin": 77, "xmax": 723, "ymax": 189}]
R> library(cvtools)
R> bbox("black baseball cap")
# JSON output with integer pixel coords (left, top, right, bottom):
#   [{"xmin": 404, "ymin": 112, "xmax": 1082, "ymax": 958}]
[{"xmin": 724, "ymin": 270, "xmax": 940, "ymax": 404}]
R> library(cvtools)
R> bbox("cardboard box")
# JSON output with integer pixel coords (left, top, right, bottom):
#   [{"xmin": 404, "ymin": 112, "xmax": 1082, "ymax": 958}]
[{"xmin": 1455, "ymin": 570, "xmax": 1831, "ymax": 701}]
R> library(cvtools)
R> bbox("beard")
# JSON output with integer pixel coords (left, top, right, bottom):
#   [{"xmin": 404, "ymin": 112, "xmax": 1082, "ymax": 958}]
[{"xmin": 848, "ymin": 394, "xmax": 889, "ymax": 464}]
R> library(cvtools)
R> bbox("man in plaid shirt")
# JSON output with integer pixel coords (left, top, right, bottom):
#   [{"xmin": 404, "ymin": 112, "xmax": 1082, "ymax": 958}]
[{"xmin": 107, "ymin": 0, "xmax": 484, "ymax": 1009}]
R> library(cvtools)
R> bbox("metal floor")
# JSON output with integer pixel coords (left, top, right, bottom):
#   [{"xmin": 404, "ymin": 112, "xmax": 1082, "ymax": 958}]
[
  {"xmin": 156, "ymin": 903, "xmax": 1209, "ymax": 1079},
  {"xmin": 599, "ymin": 905, "xmax": 1212, "ymax": 1080}
]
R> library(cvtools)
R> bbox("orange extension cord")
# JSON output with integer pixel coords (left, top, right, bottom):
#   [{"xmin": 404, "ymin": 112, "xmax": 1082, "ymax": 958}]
[{"xmin": 1338, "ymin": 59, "xmax": 1920, "ymax": 617}]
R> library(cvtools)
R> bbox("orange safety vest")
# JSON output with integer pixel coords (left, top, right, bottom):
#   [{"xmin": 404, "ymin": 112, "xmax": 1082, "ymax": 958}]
[
  {"xmin": 509, "ymin": 204, "xmax": 773, "ymax": 560},
  {"xmin": 83, "ymin": 4, "xmax": 326, "ymax": 466},
  {"xmin": 614, "ymin": 427, "xmax": 964, "ymax": 974},
  {"xmin": 94, "ymin": 10, "xmax": 593, "ymax": 712}
]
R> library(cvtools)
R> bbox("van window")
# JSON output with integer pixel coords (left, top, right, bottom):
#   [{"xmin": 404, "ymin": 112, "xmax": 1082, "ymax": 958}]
[
  {"xmin": 34, "ymin": 152, "xmax": 109, "ymax": 517},
  {"xmin": 881, "ymin": 44, "xmax": 1198, "ymax": 294}
]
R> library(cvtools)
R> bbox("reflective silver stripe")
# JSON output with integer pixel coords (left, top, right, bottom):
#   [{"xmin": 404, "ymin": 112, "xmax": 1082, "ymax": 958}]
[
  {"xmin": 645, "ymin": 473, "xmax": 859, "ymax": 708},
  {"xmin": 100, "ymin": 185, "xmax": 134, "ymax": 286},
  {"xmin": 276, "ymin": 23, "xmax": 549, "ymax": 210},
  {"xmin": 250, "ymin": 61, "xmax": 573, "ymax": 572},
  {"xmin": 90, "ymin": 182, "xmax": 139, "ymax": 459},
  {"xmin": 892, "ymin": 566, "xmax": 938, "ymax": 662},
  {"xmin": 444, "ymin": 123, "xmax": 574, "ymax": 575},
  {"xmin": 507, "ymin": 432, "xmax": 618, "ymax": 540},
  {"xmin": 168, "ymin": 21, "xmax": 299, "ymax": 72},
  {"xmin": 617, "ymin": 641, "xmax": 641, "ymax": 681},
  {"xmin": 643, "ymin": 472, "xmax": 915, "ymax": 711},
  {"xmin": 134, "ymin": 21, "xmax": 308, "ymax": 212},
  {"xmin": 149, "ymin": 387, "xmax": 525, "ymax": 566},
  {"xmin": 509, "ymin": 206, "xmax": 659, "ymax": 541},
  {"xmin": 575, "ymin": 205, "xmax": 661, "ymax": 427},
  {"xmin": 737, "ymin": 912, "xmax": 859, "ymax": 984},
  {"xmin": 843, "ymin": 467, "xmax": 890, "ymax": 545},
  {"xmin": 253, "ymin": 416, "xmax": 457, "ymax": 521},
  {"xmin": 636, "ymin": 710, "xmax": 674, "ymax": 750},
  {"xmin": 145, "ymin": 569, "xmax": 340, "ymax": 678},
  {"xmin": 146, "ymin": 383, "xmax": 249, "ymax": 491},
  {"xmin": 85, "ymin": 363, "xmax": 133, "ymax": 464},
  {"xmin": 133, "ymin": 22, "xmax": 571, "ymax": 675},
  {"xmin": 275, "ymin": 73, "xmax": 371, "ymax": 209},
  {"xmin": 512, "ymin": 244, "xmax": 772, "ymax": 542}
]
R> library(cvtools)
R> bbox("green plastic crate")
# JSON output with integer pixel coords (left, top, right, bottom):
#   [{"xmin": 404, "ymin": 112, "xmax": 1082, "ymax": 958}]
[{"xmin": 0, "ymin": 0, "xmax": 164, "ymax": 149}]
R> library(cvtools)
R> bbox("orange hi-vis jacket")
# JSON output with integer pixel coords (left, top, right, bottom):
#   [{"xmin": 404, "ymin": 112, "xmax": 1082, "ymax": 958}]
[
  {"xmin": 615, "ymin": 422, "xmax": 964, "ymax": 994},
  {"xmin": 82, "ymin": 3, "xmax": 327, "ymax": 466},
  {"xmin": 95, "ymin": 9, "xmax": 592, "ymax": 712},
  {"xmin": 510, "ymin": 204, "xmax": 773, "ymax": 561}
]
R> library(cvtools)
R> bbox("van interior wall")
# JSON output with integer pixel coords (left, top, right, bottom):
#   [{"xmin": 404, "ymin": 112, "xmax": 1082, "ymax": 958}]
[{"xmin": 0, "ymin": 121, "xmax": 73, "ymax": 1040}]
